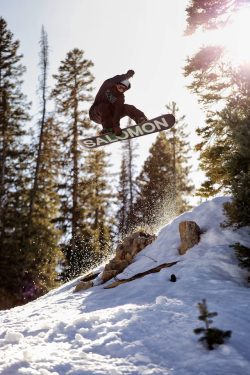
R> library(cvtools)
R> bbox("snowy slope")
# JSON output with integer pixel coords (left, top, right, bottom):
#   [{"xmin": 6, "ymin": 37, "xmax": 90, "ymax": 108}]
[{"xmin": 0, "ymin": 197, "xmax": 250, "ymax": 375}]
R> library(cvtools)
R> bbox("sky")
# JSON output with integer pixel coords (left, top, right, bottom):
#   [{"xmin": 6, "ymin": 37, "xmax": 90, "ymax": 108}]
[
  {"xmin": 1, "ymin": 196, "xmax": 250, "ymax": 374},
  {"xmin": 1, "ymin": 0, "xmax": 206, "ymax": 192}
]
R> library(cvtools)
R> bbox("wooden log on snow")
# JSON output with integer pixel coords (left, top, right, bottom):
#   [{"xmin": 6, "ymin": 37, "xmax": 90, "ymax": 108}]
[{"xmin": 104, "ymin": 261, "xmax": 178, "ymax": 289}]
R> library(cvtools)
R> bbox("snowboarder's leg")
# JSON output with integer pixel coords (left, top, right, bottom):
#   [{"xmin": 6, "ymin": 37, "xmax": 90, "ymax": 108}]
[
  {"xmin": 89, "ymin": 105, "xmax": 102, "ymax": 124},
  {"xmin": 121, "ymin": 104, "xmax": 148, "ymax": 124},
  {"xmin": 112, "ymin": 101, "xmax": 125, "ymax": 135},
  {"xmin": 111, "ymin": 102, "xmax": 147, "ymax": 136},
  {"xmin": 89, "ymin": 103, "xmax": 114, "ymax": 132}
]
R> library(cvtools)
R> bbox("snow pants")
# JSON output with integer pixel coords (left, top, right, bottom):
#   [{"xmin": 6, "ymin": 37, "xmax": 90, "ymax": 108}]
[{"xmin": 89, "ymin": 102, "xmax": 146, "ymax": 129}]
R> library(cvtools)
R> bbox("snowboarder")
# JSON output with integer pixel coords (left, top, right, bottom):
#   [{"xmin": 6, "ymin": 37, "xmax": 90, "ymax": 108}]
[{"xmin": 89, "ymin": 69, "xmax": 147, "ymax": 135}]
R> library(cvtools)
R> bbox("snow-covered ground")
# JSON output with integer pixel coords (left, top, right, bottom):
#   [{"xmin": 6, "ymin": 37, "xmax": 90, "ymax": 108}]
[{"xmin": 0, "ymin": 197, "xmax": 250, "ymax": 375}]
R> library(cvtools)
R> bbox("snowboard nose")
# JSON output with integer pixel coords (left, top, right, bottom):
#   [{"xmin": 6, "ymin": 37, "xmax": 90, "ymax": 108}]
[{"xmin": 165, "ymin": 114, "xmax": 176, "ymax": 127}]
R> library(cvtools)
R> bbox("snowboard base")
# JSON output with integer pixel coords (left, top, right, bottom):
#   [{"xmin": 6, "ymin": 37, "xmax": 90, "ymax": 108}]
[{"xmin": 82, "ymin": 113, "xmax": 175, "ymax": 149}]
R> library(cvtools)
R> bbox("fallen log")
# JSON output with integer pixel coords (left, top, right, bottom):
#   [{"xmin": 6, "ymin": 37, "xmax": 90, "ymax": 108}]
[{"xmin": 104, "ymin": 261, "xmax": 178, "ymax": 289}]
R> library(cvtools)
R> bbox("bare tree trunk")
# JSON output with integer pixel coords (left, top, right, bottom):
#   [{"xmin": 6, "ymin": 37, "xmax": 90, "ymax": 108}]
[
  {"xmin": 172, "ymin": 127, "xmax": 177, "ymax": 199},
  {"xmin": 71, "ymin": 84, "xmax": 79, "ymax": 251},
  {"xmin": 128, "ymin": 139, "xmax": 134, "ymax": 211},
  {"xmin": 0, "ymin": 93, "xmax": 6, "ymax": 201},
  {"xmin": 28, "ymin": 26, "xmax": 49, "ymax": 228},
  {"xmin": 0, "ymin": 90, "xmax": 7, "ymax": 235}
]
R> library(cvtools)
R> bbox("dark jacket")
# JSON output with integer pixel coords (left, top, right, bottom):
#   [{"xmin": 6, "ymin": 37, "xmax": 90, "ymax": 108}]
[{"xmin": 91, "ymin": 73, "xmax": 131, "ymax": 108}]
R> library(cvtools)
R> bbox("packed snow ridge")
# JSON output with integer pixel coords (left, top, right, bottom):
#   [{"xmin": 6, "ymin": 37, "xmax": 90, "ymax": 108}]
[{"xmin": 0, "ymin": 197, "xmax": 250, "ymax": 375}]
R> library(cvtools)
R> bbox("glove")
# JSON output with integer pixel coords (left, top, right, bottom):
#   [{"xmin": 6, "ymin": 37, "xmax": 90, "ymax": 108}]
[{"xmin": 126, "ymin": 69, "xmax": 135, "ymax": 78}]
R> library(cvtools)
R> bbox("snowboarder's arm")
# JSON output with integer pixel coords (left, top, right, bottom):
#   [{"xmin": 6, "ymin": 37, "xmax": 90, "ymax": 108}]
[
  {"xmin": 102, "ymin": 70, "xmax": 135, "ymax": 89},
  {"xmin": 92, "ymin": 70, "xmax": 134, "ymax": 107}
]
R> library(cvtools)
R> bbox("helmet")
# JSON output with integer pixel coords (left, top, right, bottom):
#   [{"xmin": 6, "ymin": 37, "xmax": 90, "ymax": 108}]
[{"xmin": 119, "ymin": 79, "xmax": 131, "ymax": 89}]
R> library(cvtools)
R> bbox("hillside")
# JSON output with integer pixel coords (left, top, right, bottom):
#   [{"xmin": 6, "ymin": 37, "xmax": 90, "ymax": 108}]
[{"xmin": 0, "ymin": 197, "xmax": 250, "ymax": 375}]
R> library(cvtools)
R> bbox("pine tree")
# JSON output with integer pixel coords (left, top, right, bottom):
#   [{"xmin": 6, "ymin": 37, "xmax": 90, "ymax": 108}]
[
  {"xmin": 16, "ymin": 27, "xmax": 64, "ymax": 305},
  {"xmin": 51, "ymin": 48, "xmax": 94, "ymax": 244},
  {"xmin": 194, "ymin": 299, "xmax": 231, "ymax": 350},
  {"xmin": 51, "ymin": 49, "xmax": 111, "ymax": 279},
  {"xmin": 222, "ymin": 66, "xmax": 250, "ymax": 226},
  {"xmin": 232, "ymin": 243, "xmax": 250, "ymax": 282},
  {"xmin": 117, "ymin": 155, "xmax": 129, "ymax": 237},
  {"xmin": 184, "ymin": 2, "xmax": 250, "ymax": 226},
  {"xmin": 22, "ymin": 115, "xmax": 62, "ymax": 302},
  {"xmin": 130, "ymin": 132, "xmax": 174, "ymax": 232},
  {"xmin": 60, "ymin": 149, "xmax": 113, "ymax": 280},
  {"xmin": 82, "ymin": 149, "xmax": 113, "ymax": 256},
  {"xmin": 29, "ymin": 26, "xmax": 49, "ymax": 225},
  {"xmin": 116, "ymin": 121, "xmax": 139, "ymax": 238},
  {"xmin": 185, "ymin": 0, "xmax": 245, "ymax": 36},
  {"xmin": 0, "ymin": 17, "xmax": 31, "ymax": 308},
  {"xmin": 165, "ymin": 102, "xmax": 194, "ymax": 213}
]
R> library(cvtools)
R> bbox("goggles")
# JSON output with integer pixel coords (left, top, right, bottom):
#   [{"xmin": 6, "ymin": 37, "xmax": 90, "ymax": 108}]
[{"xmin": 117, "ymin": 84, "xmax": 127, "ymax": 91}]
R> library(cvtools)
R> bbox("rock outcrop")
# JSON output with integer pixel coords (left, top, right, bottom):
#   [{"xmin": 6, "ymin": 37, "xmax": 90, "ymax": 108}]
[
  {"xmin": 74, "ymin": 231, "xmax": 156, "ymax": 292},
  {"xmin": 74, "ymin": 221, "xmax": 202, "ymax": 293},
  {"xmin": 101, "ymin": 231, "xmax": 156, "ymax": 283},
  {"xmin": 179, "ymin": 220, "xmax": 201, "ymax": 255}
]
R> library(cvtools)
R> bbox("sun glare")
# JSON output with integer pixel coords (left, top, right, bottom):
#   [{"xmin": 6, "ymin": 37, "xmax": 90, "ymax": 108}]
[
  {"xmin": 222, "ymin": 6, "xmax": 250, "ymax": 65},
  {"xmin": 191, "ymin": 6, "xmax": 250, "ymax": 66},
  {"xmin": 209, "ymin": 7, "xmax": 250, "ymax": 65}
]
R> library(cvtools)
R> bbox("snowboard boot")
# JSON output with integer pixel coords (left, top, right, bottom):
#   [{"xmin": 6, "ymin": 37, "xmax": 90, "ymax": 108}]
[
  {"xmin": 113, "ymin": 126, "xmax": 122, "ymax": 136},
  {"xmin": 99, "ymin": 127, "xmax": 113, "ymax": 135},
  {"xmin": 137, "ymin": 116, "xmax": 148, "ymax": 125}
]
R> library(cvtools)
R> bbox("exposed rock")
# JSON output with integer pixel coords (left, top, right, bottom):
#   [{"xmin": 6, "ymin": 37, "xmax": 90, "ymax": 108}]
[
  {"xmin": 81, "ymin": 272, "xmax": 100, "ymax": 282},
  {"xmin": 73, "ymin": 230, "xmax": 156, "ymax": 292},
  {"xmin": 179, "ymin": 220, "xmax": 201, "ymax": 255},
  {"xmin": 101, "ymin": 231, "xmax": 156, "ymax": 283},
  {"xmin": 101, "ymin": 270, "xmax": 118, "ymax": 283},
  {"xmin": 73, "ymin": 280, "xmax": 93, "ymax": 293}
]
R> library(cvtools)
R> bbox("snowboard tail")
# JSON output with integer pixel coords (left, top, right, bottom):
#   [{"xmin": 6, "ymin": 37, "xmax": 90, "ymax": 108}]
[{"xmin": 82, "ymin": 114, "xmax": 175, "ymax": 149}]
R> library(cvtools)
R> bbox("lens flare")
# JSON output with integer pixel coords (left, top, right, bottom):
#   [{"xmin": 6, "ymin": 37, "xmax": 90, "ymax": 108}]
[
  {"xmin": 189, "ymin": 6, "xmax": 250, "ymax": 66},
  {"xmin": 222, "ymin": 6, "xmax": 250, "ymax": 65}
]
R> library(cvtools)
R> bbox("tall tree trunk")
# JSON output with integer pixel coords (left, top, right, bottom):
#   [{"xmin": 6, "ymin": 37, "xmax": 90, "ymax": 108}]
[
  {"xmin": 28, "ymin": 26, "xmax": 49, "ymax": 229},
  {"xmin": 128, "ymin": 139, "xmax": 134, "ymax": 212},
  {"xmin": 71, "ymin": 92, "xmax": 79, "ymax": 251},
  {"xmin": 172, "ymin": 127, "xmax": 177, "ymax": 200},
  {"xmin": 0, "ymin": 91, "xmax": 7, "ymax": 224}
]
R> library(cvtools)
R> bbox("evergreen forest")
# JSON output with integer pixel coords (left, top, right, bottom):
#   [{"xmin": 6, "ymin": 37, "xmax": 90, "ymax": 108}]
[{"xmin": 0, "ymin": 0, "xmax": 249, "ymax": 309}]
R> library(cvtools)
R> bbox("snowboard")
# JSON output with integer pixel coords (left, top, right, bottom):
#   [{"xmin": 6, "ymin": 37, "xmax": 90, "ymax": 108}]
[{"xmin": 82, "ymin": 113, "xmax": 175, "ymax": 149}]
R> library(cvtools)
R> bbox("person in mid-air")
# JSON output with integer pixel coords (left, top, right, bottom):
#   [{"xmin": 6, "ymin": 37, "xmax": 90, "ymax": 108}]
[{"xmin": 89, "ymin": 69, "xmax": 147, "ymax": 135}]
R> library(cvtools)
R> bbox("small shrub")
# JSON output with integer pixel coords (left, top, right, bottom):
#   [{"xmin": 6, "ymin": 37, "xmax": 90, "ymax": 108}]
[
  {"xmin": 232, "ymin": 242, "xmax": 250, "ymax": 282},
  {"xmin": 194, "ymin": 299, "xmax": 231, "ymax": 350}
]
